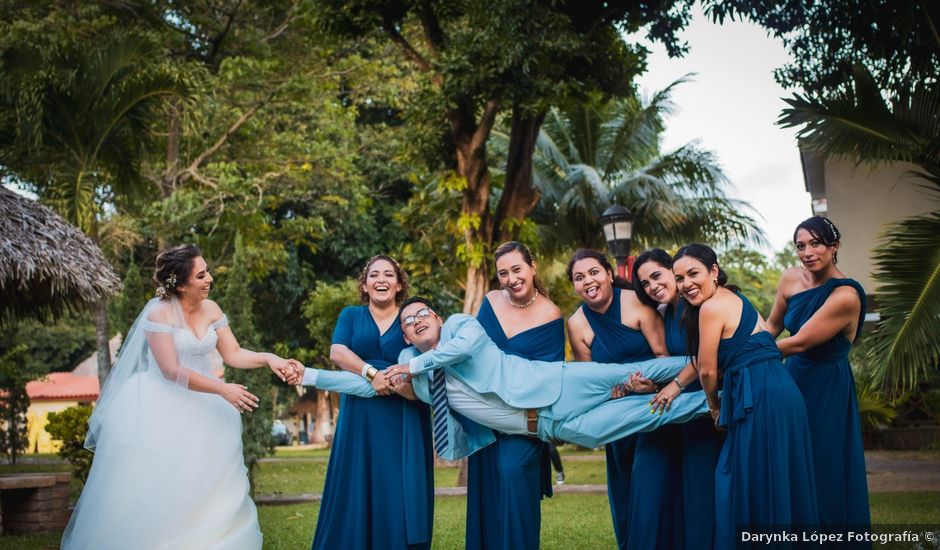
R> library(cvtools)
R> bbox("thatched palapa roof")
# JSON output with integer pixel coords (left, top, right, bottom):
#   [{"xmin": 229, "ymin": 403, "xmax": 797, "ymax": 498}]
[{"xmin": 0, "ymin": 186, "xmax": 122, "ymax": 322}]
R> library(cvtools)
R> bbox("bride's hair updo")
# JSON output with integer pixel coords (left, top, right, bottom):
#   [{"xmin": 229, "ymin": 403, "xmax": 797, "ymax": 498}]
[{"xmin": 154, "ymin": 244, "xmax": 202, "ymax": 300}]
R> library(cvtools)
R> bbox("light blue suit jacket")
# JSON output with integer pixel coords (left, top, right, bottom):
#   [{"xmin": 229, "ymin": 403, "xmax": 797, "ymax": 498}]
[
  {"xmin": 401, "ymin": 346, "xmax": 497, "ymax": 461},
  {"xmin": 408, "ymin": 314, "xmax": 563, "ymax": 409}
]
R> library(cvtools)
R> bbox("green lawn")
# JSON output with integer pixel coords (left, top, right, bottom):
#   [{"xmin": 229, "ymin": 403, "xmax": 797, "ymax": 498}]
[
  {"xmin": 3, "ymin": 490, "xmax": 939, "ymax": 549},
  {"xmin": 254, "ymin": 455, "xmax": 605, "ymax": 495},
  {"xmin": 4, "ymin": 450, "xmax": 939, "ymax": 549}
]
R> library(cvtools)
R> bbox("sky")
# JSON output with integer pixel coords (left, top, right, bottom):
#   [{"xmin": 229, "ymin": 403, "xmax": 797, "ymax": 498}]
[{"xmin": 633, "ymin": 6, "xmax": 811, "ymax": 254}]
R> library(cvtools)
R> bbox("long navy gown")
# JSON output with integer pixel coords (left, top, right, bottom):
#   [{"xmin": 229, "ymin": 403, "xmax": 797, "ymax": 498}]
[
  {"xmin": 784, "ymin": 278, "xmax": 870, "ymax": 530},
  {"xmin": 465, "ymin": 297, "xmax": 565, "ymax": 550},
  {"xmin": 311, "ymin": 306, "xmax": 434, "ymax": 550},
  {"xmin": 581, "ymin": 287, "xmax": 672, "ymax": 550},
  {"xmin": 665, "ymin": 301, "xmax": 724, "ymax": 550},
  {"xmin": 715, "ymin": 293, "xmax": 819, "ymax": 548}
]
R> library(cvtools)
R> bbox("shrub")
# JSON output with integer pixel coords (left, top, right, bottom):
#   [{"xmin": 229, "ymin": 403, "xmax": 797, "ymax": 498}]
[{"xmin": 46, "ymin": 406, "xmax": 94, "ymax": 483}]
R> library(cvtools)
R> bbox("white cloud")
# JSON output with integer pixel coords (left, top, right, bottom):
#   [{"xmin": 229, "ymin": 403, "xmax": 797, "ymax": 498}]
[{"xmin": 634, "ymin": 5, "xmax": 810, "ymax": 254}]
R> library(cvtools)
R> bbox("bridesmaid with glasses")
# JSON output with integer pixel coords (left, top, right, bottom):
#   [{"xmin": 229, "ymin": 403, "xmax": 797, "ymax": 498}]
[
  {"xmin": 466, "ymin": 241, "xmax": 564, "ymax": 550},
  {"xmin": 766, "ymin": 216, "xmax": 871, "ymax": 531}
]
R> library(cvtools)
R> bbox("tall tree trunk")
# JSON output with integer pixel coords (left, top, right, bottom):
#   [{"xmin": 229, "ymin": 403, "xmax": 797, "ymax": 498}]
[
  {"xmin": 450, "ymin": 100, "xmax": 499, "ymax": 316},
  {"xmin": 311, "ymin": 389, "xmax": 333, "ymax": 444},
  {"xmin": 95, "ymin": 300, "xmax": 112, "ymax": 389},
  {"xmin": 161, "ymin": 99, "xmax": 182, "ymax": 198},
  {"xmin": 493, "ymin": 107, "xmax": 546, "ymax": 244}
]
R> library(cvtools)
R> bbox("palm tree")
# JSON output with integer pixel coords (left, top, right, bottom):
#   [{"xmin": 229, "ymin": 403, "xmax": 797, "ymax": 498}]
[
  {"xmin": 0, "ymin": 36, "xmax": 190, "ymax": 385},
  {"xmin": 490, "ymin": 75, "xmax": 764, "ymax": 254},
  {"xmin": 779, "ymin": 64, "xmax": 940, "ymax": 390}
]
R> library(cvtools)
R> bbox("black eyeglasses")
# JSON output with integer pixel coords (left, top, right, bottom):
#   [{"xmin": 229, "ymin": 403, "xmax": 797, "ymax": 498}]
[{"xmin": 402, "ymin": 307, "xmax": 432, "ymax": 327}]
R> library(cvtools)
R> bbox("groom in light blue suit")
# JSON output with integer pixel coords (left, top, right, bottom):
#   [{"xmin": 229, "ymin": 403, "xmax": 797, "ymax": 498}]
[{"xmin": 297, "ymin": 297, "xmax": 709, "ymax": 460}]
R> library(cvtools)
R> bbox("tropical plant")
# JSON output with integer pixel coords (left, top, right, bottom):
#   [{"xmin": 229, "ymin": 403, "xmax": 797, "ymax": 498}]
[
  {"xmin": 779, "ymin": 65, "xmax": 940, "ymax": 390},
  {"xmin": 500, "ymin": 76, "xmax": 764, "ymax": 254},
  {"xmin": 0, "ymin": 35, "xmax": 191, "ymax": 385},
  {"xmin": 46, "ymin": 406, "xmax": 95, "ymax": 483}
]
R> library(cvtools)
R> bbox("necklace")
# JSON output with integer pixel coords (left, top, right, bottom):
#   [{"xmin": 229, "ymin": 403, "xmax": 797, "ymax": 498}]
[{"xmin": 507, "ymin": 289, "xmax": 539, "ymax": 309}]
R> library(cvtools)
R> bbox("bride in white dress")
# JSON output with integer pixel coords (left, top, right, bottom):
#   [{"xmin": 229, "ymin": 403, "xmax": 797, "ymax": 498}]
[{"xmin": 62, "ymin": 244, "xmax": 294, "ymax": 550}]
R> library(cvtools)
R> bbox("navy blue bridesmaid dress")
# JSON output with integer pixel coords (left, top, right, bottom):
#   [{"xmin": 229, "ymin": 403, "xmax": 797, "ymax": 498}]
[
  {"xmin": 715, "ymin": 293, "xmax": 819, "ymax": 548},
  {"xmin": 784, "ymin": 278, "xmax": 870, "ymax": 530},
  {"xmin": 665, "ymin": 301, "xmax": 724, "ymax": 550},
  {"xmin": 466, "ymin": 296, "xmax": 564, "ymax": 550},
  {"xmin": 581, "ymin": 287, "xmax": 680, "ymax": 550},
  {"xmin": 311, "ymin": 306, "xmax": 434, "ymax": 550}
]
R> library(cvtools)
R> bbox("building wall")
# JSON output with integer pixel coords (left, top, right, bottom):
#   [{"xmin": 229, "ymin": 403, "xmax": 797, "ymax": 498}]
[
  {"xmin": 816, "ymin": 159, "xmax": 935, "ymax": 293},
  {"xmin": 26, "ymin": 401, "xmax": 83, "ymax": 454}
]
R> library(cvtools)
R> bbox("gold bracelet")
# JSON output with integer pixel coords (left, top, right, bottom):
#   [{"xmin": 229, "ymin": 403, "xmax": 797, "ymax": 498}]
[{"xmin": 364, "ymin": 366, "xmax": 378, "ymax": 382}]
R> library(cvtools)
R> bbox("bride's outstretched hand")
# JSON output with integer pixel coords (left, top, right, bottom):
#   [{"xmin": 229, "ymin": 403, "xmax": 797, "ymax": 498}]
[
  {"xmin": 221, "ymin": 383, "xmax": 260, "ymax": 413},
  {"xmin": 267, "ymin": 356, "xmax": 293, "ymax": 382}
]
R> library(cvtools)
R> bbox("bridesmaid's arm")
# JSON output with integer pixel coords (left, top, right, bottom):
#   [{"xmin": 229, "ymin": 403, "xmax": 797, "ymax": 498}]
[
  {"xmin": 636, "ymin": 304, "xmax": 668, "ymax": 357},
  {"xmin": 766, "ymin": 268, "xmax": 799, "ymax": 337},
  {"xmin": 329, "ymin": 343, "xmax": 372, "ymax": 375},
  {"xmin": 567, "ymin": 312, "xmax": 593, "ymax": 361},
  {"xmin": 776, "ymin": 287, "xmax": 861, "ymax": 356},
  {"xmin": 696, "ymin": 301, "xmax": 724, "ymax": 423}
]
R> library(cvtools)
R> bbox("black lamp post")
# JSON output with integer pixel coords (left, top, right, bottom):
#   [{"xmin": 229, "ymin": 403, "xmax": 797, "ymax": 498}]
[{"xmin": 598, "ymin": 204, "xmax": 635, "ymax": 281}]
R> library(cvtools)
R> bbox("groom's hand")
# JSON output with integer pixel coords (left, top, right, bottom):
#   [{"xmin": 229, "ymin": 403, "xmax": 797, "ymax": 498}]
[
  {"xmin": 384, "ymin": 364, "xmax": 411, "ymax": 382},
  {"xmin": 283, "ymin": 359, "xmax": 305, "ymax": 385}
]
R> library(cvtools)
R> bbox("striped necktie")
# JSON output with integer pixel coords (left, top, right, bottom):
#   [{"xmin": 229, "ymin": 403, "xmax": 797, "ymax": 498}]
[{"xmin": 429, "ymin": 369, "xmax": 450, "ymax": 456}]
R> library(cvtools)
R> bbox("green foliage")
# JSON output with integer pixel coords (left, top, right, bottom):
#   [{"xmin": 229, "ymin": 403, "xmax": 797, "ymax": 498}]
[
  {"xmin": 705, "ymin": 0, "xmax": 940, "ymax": 97},
  {"xmin": 45, "ymin": 406, "xmax": 94, "ymax": 483},
  {"xmin": 720, "ymin": 245, "xmax": 783, "ymax": 318},
  {"xmin": 506, "ymin": 80, "xmax": 764, "ymax": 255},
  {"xmin": 0, "ymin": 34, "xmax": 192, "ymax": 233},
  {"xmin": 392, "ymin": 174, "xmax": 466, "ymax": 314},
  {"xmin": 302, "ymin": 279, "xmax": 359, "ymax": 367},
  {"xmin": 0, "ymin": 345, "xmax": 30, "ymax": 464},
  {"xmin": 867, "ymin": 213, "xmax": 940, "ymax": 390},
  {"xmin": 109, "ymin": 262, "xmax": 151, "ymax": 338},
  {"xmin": 779, "ymin": 66, "xmax": 940, "ymax": 187},
  {"xmin": 217, "ymin": 234, "xmax": 275, "ymax": 493},
  {"xmin": 0, "ymin": 315, "xmax": 96, "ymax": 374}
]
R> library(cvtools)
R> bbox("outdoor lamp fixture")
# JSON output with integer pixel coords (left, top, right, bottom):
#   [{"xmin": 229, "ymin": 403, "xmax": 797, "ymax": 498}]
[{"xmin": 599, "ymin": 204, "xmax": 634, "ymax": 280}]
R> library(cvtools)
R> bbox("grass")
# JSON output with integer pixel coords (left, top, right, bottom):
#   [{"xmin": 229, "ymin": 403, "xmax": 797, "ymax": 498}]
[
  {"xmin": 9, "ymin": 493, "xmax": 938, "ymax": 549},
  {"xmin": 254, "ymin": 456, "xmax": 604, "ymax": 495},
  {"xmin": 257, "ymin": 493, "xmax": 618, "ymax": 550},
  {"xmin": 4, "ymin": 449, "xmax": 939, "ymax": 548}
]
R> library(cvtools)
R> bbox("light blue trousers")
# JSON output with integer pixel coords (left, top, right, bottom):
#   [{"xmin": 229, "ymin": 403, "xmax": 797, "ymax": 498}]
[{"xmin": 310, "ymin": 356, "xmax": 711, "ymax": 448}]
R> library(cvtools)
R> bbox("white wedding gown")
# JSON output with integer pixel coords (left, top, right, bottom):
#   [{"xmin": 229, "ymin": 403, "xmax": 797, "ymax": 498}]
[{"xmin": 62, "ymin": 300, "xmax": 263, "ymax": 549}]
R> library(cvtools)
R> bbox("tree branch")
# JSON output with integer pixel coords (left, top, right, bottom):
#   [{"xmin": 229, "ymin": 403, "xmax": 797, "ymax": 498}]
[
  {"xmin": 471, "ymin": 99, "xmax": 501, "ymax": 151},
  {"xmin": 383, "ymin": 20, "xmax": 432, "ymax": 71},
  {"xmin": 263, "ymin": 2, "xmax": 298, "ymax": 42},
  {"xmin": 178, "ymin": 90, "xmax": 276, "ymax": 186},
  {"xmin": 416, "ymin": 0, "xmax": 445, "ymax": 53}
]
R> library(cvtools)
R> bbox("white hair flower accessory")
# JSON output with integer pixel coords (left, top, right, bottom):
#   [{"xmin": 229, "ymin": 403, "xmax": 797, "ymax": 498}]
[{"xmin": 155, "ymin": 272, "xmax": 178, "ymax": 298}]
